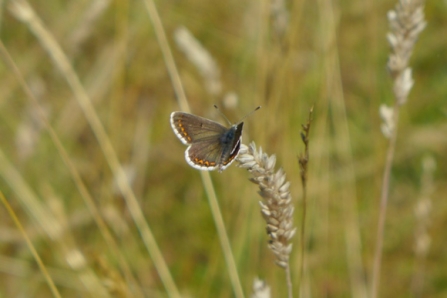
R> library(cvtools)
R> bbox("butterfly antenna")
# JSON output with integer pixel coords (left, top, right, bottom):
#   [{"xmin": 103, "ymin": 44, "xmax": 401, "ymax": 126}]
[
  {"xmin": 213, "ymin": 105, "xmax": 232, "ymax": 125},
  {"xmin": 214, "ymin": 105, "xmax": 261, "ymax": 124},
  {"xmin": 239, "ymin": 106, "xmax": 261, "ymax": 123}
]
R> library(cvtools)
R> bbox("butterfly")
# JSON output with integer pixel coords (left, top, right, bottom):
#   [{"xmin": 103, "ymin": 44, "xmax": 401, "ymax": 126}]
[{"xmin": 170, "ymin": 111, "xmax": 244, "ymax": 172}]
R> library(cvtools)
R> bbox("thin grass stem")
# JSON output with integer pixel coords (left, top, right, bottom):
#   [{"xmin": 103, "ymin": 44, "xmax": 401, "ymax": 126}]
[
  {"xmin": 0, "ymin": 191, "xmax": 62, "ymax": 298},
  {"xmin": 298, "ymin": 107, "xmax": 313, "ymax": 297},
  {"xmin": 371, "ymin": 104, "xmax": 400, "ymax": 298},
  {"xmin": 372, "ymin": 1, "xmax": 426, "ymax": 297},
  {"xmin": 0, "ymin": 40, "xmax": 143, "ymax": 297},
  {"xmin": 201, "ymin": 173, "xmax": 245, "ymax": 298},
  {"xmin": 141, "ymin": 0, "xmax": 189, "ymax": 112},
  {"xmin": 141, "ymin": 0, "xmax": 244, "ymax": 296},
  {"xmin": 8, "ymin": 1, "xmax": 180, "ymax": 297}
]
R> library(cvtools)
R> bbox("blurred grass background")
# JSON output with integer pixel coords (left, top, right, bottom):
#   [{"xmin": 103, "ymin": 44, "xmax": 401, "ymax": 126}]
[{"xmin": 0, "ymin": 0, "xmax": 446, "ymax": 297}]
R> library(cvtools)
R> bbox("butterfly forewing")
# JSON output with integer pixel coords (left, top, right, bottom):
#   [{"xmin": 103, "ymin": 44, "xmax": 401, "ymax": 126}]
[{"xmin": 171, "ymin": 112, "xmax": 227, "ymax": 145}]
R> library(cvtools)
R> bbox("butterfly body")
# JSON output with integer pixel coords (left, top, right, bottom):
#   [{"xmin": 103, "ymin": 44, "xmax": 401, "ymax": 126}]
[{"xmin": 170, "ymin": 111, "xmax": 243, "ymax": 172}]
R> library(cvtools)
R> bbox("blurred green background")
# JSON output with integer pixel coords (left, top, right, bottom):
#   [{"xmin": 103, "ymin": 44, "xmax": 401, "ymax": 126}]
[{"xmin": 0, "ymin": 0, "xmax": 446, "ymax": 297}]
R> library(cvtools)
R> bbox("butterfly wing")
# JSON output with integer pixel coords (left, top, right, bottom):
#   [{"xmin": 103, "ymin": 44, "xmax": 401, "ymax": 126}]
[
  {"xmin": 185, "ymin": 137, "xmax": 225, "ymax": 170},
  {"xmin": 170, "ymin": 112, "xmax": 227, "ymax": 145}
]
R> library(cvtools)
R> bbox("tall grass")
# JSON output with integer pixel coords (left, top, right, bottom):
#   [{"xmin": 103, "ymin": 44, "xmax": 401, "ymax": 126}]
[
  {"xmin": 372, "ymin": 1, "xmax": 426, "ymax": 297},
  {"xmin": 0, "ymin": 0, "xmax": 444, "ymax": 297}
]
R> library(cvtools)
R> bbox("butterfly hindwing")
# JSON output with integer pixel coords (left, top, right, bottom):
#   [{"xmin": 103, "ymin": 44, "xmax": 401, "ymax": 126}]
[{"xmin": 186, "ymin": 137, "xmax": 224, "ymax": 170}]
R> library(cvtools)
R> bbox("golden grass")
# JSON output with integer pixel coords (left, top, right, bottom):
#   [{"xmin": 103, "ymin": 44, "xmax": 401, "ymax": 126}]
[{"xmin": 0, "ymin": 0, "xmax": 445, "ymax": 297}]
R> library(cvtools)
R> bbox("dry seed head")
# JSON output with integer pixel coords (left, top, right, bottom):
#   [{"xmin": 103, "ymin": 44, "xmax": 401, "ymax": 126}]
[
  {"xmin": 379, "ymin": 104, "xmax": 395, "ymax": 138},
  {"xmin": 237, "ymin": 142, "xmax": 295, "ymax": 268},
  {"xmin": 386, "ymin": 0, "xmax": 426, "ymax": 105},
  {"xmin": 174, "ymin": 26, "xmax": 222, "ymax": 96},
  {"xmin": 251, "ymin": 278, "xmax": 271, "ymax": 298}
]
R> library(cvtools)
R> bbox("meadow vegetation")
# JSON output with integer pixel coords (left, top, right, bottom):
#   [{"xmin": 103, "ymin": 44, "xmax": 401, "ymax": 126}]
[{"xmin": 0, "ymin": 0, "xmax": 446, "ymax": 297}]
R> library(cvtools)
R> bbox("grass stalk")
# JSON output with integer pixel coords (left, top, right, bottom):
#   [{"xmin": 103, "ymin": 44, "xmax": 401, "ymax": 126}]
[
  {"xmin": 298, "ymin": 107, "xmax": 313, "ymax": 297},
  {"xmin": 411, "ymin": 156, "xmax": 435, "ymax": 297},
  {"xmin": 0, "ymin": 191, "xmax": 62, "ymax": 298},
  {"xmin": 141, "ymin": 0, "xmax": 189, "ymax": 113},
  {"xmin": 317, "ymin": 0, "xmax": 367, "ymax": 296},
  {"xmin": 371, "ymin": 1, "xmax": 426, "ymax": 297},
  {"xmin": 201, "ymin": 173, "xmax": 245, "ymax": 298},
  {"xmin": 371, "ymin": 103, "xmax": 400, "ymax": 298},
  {"xmin": 0, "ymin": 40, "xmax": 143, "ymax": 297},
  {"xmin": 141, "ymin": 0, "xmax": 244, "ymax": 296},
  {"xmin": 8, "ymin": 1, "xmax": 180, "ymax": 296},
  {"xmin": 0, "ymin": 147, "xmax": 110, "ymax": 297}
]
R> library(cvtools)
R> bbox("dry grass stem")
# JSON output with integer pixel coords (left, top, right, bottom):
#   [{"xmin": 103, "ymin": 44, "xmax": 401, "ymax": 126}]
[
  {"xmin": 237, "ymin": 142, "xmax": 295, "ymax": 298},
  {"xmin": 141, "ymin": 0, "xmax": 189, "ymax": 112},
  {"xmin": 0, "ymin": 40, "xmax": 144, "ymax": 297},
  {"xmin": 297, "ymin": 107, "xmax": 313, "ymax": 296},
  {"xmin": 200, "ymin": 172, "xmax": 245, "ymax": 298},
  {"xmin": 143, "ymin": 0, "xmax": 244, "ymax": 296},
  {"xmin": 9, "ymin": 0, "xmax": 179, "ymax": 296},
  {"xmin": 0, "ymin": 191, "xmax": 62, "ymax": 298},
  {"xmin": 411, "ymin": 156, "xmax": 435, "ymax": 296},
  {"xmin": 372, "ymin": 1, "xmax": 426, "ymax": 297},
  {"xmin": 68, "ymin": 0, "xmax": 111, "ymax": 53}
]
